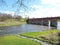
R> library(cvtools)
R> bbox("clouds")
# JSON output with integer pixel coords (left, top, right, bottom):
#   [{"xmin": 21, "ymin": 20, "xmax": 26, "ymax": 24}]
[
  {"xmin": 41, "ymin": 0, "xmax": 60, "ymax": 5},
  {"xmin": 28, "ymin": 0, "xmax": 60, "ymax": 18},
  {"xmin": 31, "ymin": 5, "xmax": 39, "ymax": 9},
  {"xmin": 0, "ymin": 0, "xmax": 60, "ymax": 18}
]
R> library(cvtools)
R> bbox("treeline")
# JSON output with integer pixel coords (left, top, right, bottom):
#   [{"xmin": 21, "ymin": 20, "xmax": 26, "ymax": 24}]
[{"xmin": 0, "ymin": 13, "xmax": 22, "ymax": 21}]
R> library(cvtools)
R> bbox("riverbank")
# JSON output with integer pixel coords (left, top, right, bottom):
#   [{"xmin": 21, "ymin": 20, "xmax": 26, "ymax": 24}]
[
  {"xmin": 0, "ymin": 35, "xmax": 41, "ymax": 45},
  {"xmin": 20, "ymin": 30, "xmax": 60, "ymax": 45},
  {"xmin": 0, "ymin": 19, "xmax": 26, "ymax": 27},
  {"xmin": 18, "ymin": 35, "xmax": 51, "ymax": 45}
]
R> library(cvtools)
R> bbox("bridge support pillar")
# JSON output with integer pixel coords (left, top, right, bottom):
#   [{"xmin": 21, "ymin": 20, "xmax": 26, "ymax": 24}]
[
  {"xmin": 57, "ymin": 20, "xmax": 60, "ymax": 30},
  {"xmin": 48, "ymin": 20, "xmax": 51, "ymax": 30}
]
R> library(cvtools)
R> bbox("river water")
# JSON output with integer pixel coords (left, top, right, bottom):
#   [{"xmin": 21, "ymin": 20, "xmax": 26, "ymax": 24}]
[{"xmin": 0, "ymin": 24, "xmax": 55, "ymax": 36}]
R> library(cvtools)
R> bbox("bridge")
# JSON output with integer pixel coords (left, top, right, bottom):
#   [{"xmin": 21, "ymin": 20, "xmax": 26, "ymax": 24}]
[{"xmin": 26, "ymin": 17, "xmax": 60, "ymax": 30}]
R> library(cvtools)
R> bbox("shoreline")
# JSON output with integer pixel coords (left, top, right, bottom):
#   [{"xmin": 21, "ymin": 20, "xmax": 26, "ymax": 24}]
[{"xmin": 0, "ymin": 21, "xmax": 26, "ymax": 27}]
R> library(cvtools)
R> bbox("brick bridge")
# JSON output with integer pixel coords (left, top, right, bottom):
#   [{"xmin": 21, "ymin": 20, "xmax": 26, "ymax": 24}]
[{"xmin": 26, "ymin": 17, "xmax": 60, "ymax": 29}]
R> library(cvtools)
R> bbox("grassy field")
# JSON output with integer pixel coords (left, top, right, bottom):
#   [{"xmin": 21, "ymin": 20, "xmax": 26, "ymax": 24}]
[
  {"xmin": 21, "ymin": 30, "xmax": 60, "ymax": 45},
  {"xmin": 0, "ymin": 35, "xmax": 41, "ymax": 45},
  {"xmin": 21, "ymin": 30, "xmax": 59, "ymax": 38},
  {"xmin": 0, "ymin": 19, "xmax": 26, "ymax": 27}
]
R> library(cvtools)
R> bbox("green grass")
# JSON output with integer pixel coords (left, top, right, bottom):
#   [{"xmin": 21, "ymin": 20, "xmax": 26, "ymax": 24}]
[
  {"xmin": 21, "ymin": 30, "xmax": 60, "ymax": 44},
  {"xmin": 21, "ymin": 30, "xmax": 59, "ymax": 38},
  {"xmin": 0, "ymin": 35, "xmax": 41, "ymax": 45},
  {"xmin": 0, "ymin": 19, "xmax": 26, "ymax": 27}
]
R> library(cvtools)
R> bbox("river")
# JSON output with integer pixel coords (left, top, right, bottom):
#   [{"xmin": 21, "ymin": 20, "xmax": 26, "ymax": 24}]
[{"xmin": 0, "ymin": 24, "xmax": 55, "ymax": 36}]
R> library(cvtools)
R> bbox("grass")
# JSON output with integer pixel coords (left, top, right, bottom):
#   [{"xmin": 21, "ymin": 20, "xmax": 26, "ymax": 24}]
[
  {"xmin": 21, "ymin": 29, "xmax": 59, "ymax": 38},
  {"xmin": 0, "ymin": 19, "xmax": 26, "ymax": 27},
  {"xmin": 0, "ymin": 35, "xmax": 41, "ymax": 45},
  {"xmin": 21, "ymin": 30, "xmax": 60, "ymax": 44}
]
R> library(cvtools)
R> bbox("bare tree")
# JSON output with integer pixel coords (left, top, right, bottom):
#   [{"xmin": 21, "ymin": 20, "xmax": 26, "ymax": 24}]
[
  {"xmin": 0, "ymin": 0, "xmax": 32, "ymax": 12},
  {"xmin": 12, "ymin": 0, "xmax": 31, "ymax": 13}
]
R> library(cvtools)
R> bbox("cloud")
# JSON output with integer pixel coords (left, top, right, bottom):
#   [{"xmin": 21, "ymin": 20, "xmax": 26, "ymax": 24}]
[
  {"xmin": 31, "ymin": 5, "xmax": 39, "ymax": 9},
  {"xmin": 0, "ymin": 0, "xmax": 60, "ymax": 18},
  {"xmin": 41, "ymin": 0, "xmax": 60, "ymax": 5},
  {"xmin": 28, "ymin": 0, "xmax": 60, "ymax": 18}
]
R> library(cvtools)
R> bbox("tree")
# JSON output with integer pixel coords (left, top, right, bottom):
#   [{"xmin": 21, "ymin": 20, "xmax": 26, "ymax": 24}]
[
  {"xmin": 12, "ymin": 0, "xmax": 30, "ymax": 13},
  {"xmin": 0, "ymin": 13, "xmax": 13, "ymax": 21},
  {"xmin": 15, "ymin": 15, "xmax": 22, "ymax": 21},
  {"xmin": 0, "ymin": 0, "xmax": 33, "ymax": 13}
]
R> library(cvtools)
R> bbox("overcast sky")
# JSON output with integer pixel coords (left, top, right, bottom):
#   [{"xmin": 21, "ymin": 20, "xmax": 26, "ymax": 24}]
[{"xmin": 0, "ymin": 0, "xmax": 60, "ymax": 18}]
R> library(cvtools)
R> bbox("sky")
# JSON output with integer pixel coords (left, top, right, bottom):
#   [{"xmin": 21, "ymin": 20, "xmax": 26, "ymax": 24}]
[{"xmin": 0, "ymin": 0, "xmax": 60, "ymax": 18}]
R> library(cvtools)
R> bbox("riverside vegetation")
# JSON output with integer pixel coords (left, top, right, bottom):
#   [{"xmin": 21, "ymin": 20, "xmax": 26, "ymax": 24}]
[
  {"xmin": 0, "ymin": 19, "xmax": 26, "ymax": 27},
  {"xmin": 0, "ymin": 13, "xmax": 26, "ymax": 27},
  {"xmin": 21, "ymin": 30, "xmax": 60, "ymax": 45}
]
